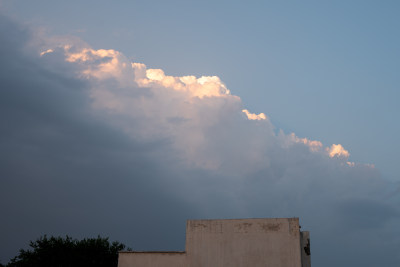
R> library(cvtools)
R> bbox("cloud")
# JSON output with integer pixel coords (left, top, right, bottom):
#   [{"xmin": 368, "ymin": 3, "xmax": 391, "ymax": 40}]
[
  {"xmin": 286, "ymin": 132, "xmax": 324, "ymax": 152},
  {"xmin": 44, "ymin": 42, "xmax": 360, "ymax": 173},
  {"xmin": 242, "ymin": 109, "xmax": 268, "ymax": 120},
  {"xmin": 39, "ymin": 48, "xmax": 53, "ymax": 56},
  {"xmin": 1, "ymin": 13, "xmax": 400, "ymax": 267},
  {"xmin": 134, "ymin": 64, "xmax": 232, "ymax": 98},
  {"xmin": 326, "ymin": 143, "xmax": 350, "ymax": 158}
]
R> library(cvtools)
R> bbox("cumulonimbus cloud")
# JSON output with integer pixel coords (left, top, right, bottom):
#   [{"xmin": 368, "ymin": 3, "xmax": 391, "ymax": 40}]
[
  {"xmin": 2, "ymin": 15, "xmax": 398, "ymax": 265},
  {"xmin": 39, "ymin": 43, "xmax": 361, "ymax": 173}
]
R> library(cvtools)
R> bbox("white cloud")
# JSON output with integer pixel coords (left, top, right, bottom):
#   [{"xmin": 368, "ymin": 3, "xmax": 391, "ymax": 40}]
[
  {"xmin": 64, "ymin": 47, "xmax": 133, "ymax": 84},
  {"xmin": 135, "ymin": 65, "xmax": 231, "ymax": 98},
  {"xmin": 40, "ymin": 42, "xmax": 363, "ymax": 173},
  {"xmin": 327, "ymin": 143, "xmax": 350, "ymax": 158},
  {"xmin": 242, "ymin": 109, "xmax": 267, "ymax": 121},
  {"xmin": 39, "ymin": 48, "xmax": 53, "ymax": 56}
]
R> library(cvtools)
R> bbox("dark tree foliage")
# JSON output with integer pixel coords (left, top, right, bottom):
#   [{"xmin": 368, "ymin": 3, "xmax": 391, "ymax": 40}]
[{"xmin": 6, "ymin": 235, "xmax": 127, "ymax": 267}]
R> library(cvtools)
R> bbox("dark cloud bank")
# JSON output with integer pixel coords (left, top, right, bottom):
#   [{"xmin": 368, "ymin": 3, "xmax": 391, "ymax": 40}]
[{"xmin": 0, "ymin": 14, "xmax": 399, "ymax": 266}]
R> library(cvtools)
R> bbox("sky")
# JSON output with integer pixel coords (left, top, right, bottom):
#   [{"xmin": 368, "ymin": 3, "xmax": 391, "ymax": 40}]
[{"xmin": 0, "ymin": 1, "xmax": 399, "ymax": 266}]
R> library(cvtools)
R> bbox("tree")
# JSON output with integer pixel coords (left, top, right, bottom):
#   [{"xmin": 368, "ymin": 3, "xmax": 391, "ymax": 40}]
[{"xmin": 6, "ymin": 235, "xmax": 128, "ymax": 267}]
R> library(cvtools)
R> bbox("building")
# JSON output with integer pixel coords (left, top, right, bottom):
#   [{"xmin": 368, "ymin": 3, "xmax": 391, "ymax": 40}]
[{"xmin": 118, "ymin": 217, "xmax": 311, "ymax": 267}]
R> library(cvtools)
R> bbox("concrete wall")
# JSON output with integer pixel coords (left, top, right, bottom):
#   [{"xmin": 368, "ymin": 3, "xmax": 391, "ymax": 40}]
[
  {"xmin": 118, "ymin": 218, "xmax": 310, "ymax": 267},
  {"xmin": 185, "ymin": 218, "xmax": 302, "ymax": 267}
]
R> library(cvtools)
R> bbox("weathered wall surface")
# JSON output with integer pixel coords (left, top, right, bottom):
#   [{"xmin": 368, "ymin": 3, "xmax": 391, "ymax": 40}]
[
  {"xmin": 118, "ymin": 218, "xmax": 309, "ymax": 267},
  {"xmin": 118, "ymin": 252, "xmax": 185, "ymax": 267},
  {"xmin": 300, "ymin": 231, "xmax": 311, "ymax": 267},
  {"xmin": 185, "ymin": 218, "xmax": 302, "ymax": 267}
]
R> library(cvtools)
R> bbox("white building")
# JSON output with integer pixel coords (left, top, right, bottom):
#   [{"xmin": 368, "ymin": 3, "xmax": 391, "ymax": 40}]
[{"xmin": 118, "ymin": 217, "xmax": 311, "ymax": 267}]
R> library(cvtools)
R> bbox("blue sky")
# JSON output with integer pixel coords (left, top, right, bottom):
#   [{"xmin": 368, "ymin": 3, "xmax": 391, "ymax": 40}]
[{"xmin": 1, "ymin": 1, "xmax": 400, "ymax": 266}]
